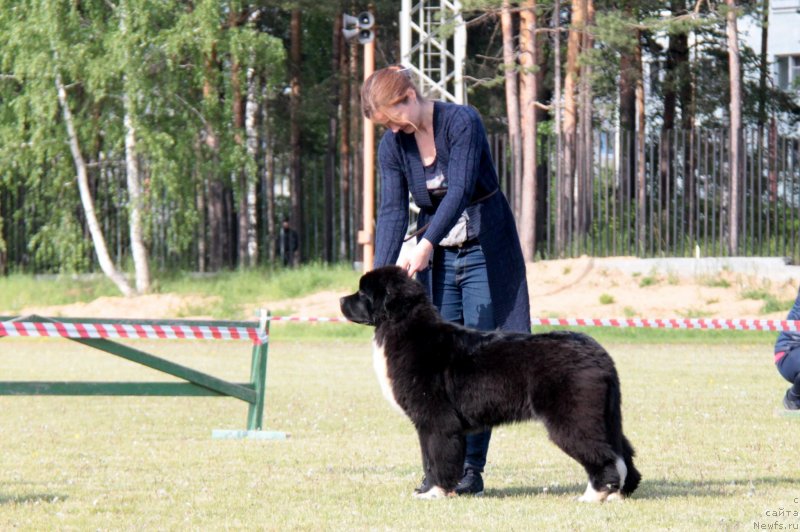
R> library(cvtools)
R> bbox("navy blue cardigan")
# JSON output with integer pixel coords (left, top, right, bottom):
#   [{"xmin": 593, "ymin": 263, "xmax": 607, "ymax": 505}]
[{"xmin": 373, "ymin": 100, "xmax": 531, "ymax": 333}]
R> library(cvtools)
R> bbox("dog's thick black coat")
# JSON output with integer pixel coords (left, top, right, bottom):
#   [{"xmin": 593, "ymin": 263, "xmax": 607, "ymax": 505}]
[{"xmin": 340, "ymin": 266, "xmax": 641, "ymax": 500}]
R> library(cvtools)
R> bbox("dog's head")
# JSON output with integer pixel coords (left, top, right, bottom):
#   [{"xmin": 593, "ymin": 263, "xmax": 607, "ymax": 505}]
[{"xmin": 340, "ymin": 266, "xmax": 429, "ymax": 326}]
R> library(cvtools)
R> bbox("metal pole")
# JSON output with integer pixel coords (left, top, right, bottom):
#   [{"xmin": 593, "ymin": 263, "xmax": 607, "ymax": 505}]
[
  {"xmin": 453, "ymin": 1, "xmax": 466, "ymax": 104},
  {"xmin": 400, "ymin": 0, "xmax": 410, "ymax": 65},
  {"xmin": 360, "ymin": 38, "xmax": 375, "ymax": 273}
]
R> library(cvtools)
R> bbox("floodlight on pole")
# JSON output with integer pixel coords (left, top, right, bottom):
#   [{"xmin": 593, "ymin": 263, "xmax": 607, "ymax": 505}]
[
  {"xmin": 342, "ymin": 11, "xmax": 374, "ymax": 44},
  {"xmin": 343, "ymin": 10, "xmax": 376, "ymax": 273}
]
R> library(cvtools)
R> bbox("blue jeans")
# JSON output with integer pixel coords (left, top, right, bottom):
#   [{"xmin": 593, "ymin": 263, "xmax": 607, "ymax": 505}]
[
  {"xmin": 777, "ymin": 346, "xmax": 800, "ymax": 385},
  {"xmin": 432, "ymin": 242, "xmax": 495, "ymax": 472}
]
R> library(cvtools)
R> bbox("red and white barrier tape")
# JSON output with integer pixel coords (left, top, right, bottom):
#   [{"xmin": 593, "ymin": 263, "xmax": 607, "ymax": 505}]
[
  {"xmin": 267, "ymin": 316, "xmax": 350, "ymax": 323},
  {"xmin": 529, "ymin": 317, "xmax": 800, "ymax": 331},
  {"xmin": 0, "ymin": 321, "xmax": 267, "ymax": 344},
  {"xmin": 3, "ymin": 317, "xmax": 799, "ymax": 341},
  {"xmin": 266, "ymin": 315, "xmax": 800, "ymax": 331}
]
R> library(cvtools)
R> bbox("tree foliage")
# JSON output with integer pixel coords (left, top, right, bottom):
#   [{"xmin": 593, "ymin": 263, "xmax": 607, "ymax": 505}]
[{"xmin": 0, "ymin": 0, "xmax": 797, "ymax": 275}]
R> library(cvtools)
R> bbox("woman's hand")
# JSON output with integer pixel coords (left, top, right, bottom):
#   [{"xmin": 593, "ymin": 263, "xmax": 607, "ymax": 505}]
[{"xmin": 398, "ymin": 238, "xmax": 433, "ymax": 277}]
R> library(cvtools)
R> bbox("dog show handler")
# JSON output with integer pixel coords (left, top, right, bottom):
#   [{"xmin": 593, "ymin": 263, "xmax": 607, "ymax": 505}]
[
  {"xmin": 360, "ymin": 65, "xmax": 531, "ymax": 496},
  {"xmin": 775, "ymin": 284, "xmax": 800, "ymax": 410}
]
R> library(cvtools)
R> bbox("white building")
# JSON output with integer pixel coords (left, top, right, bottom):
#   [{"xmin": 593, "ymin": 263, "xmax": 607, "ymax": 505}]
[{"xmin": 741, "ymin": 0, "xmax": 800, "ymax": 92}]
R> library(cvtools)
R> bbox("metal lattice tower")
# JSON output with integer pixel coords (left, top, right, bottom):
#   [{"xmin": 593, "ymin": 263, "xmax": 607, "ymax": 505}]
[{"xmin": 400, "ymin": 0, "xmax": 467, "ymax": 104}]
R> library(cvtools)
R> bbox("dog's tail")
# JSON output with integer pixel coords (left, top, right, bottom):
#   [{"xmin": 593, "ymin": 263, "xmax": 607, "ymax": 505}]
[{"xmin": 604, "ymin": 375, "xmax": 641, "ymax": 496}]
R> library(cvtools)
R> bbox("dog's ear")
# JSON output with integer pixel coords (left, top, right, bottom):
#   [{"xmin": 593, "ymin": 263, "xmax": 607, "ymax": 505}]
[
  {"xmin": 382, "ymin": 286, "xmax": 397, "ymax": 317},
  {"xmin": 369, "ymin": 268, "xmax": 426, "ymax": 322},
  {"xmin": 382, "ymin": 285, "xmax": 410, "ymax": 317}
]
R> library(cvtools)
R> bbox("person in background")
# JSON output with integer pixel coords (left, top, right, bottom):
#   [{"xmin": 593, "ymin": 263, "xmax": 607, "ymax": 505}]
[
  {"xmin": 775, "ymin": 284, "xmax": 800, "ymax": 410},
  {"xmin": 360, "ymin": 65, "xmax": 531, "ymax": 496},
  {"xmin": 277, "ymin": 218, "xmax": 299, "ymax": 267}
]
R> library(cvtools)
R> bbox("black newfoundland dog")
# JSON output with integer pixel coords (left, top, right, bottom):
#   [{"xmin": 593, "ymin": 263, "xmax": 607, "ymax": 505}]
[{"xmin": 340, "ymin": 266, "xmax": 641, "ymax": 501}]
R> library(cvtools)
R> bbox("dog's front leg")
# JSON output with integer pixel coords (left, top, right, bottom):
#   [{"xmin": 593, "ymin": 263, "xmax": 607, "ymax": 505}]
[{"xmin": 413, "ymin": 428, "xmax": 465, "ymax": 499}]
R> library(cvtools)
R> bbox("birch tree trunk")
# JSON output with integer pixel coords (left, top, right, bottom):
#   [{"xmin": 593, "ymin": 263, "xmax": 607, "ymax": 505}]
[
  {"xmin": 245, "ymin": 64, "xmax": 260, "ymax": 267},
  {"xmin": 501, "ymin": 0, "xmax": 522, "ymax": 220},
  {"xmin": 519, "ymin": 0, "xmax": 538, "ymax": 261},
  {"xmin": 726, "ymin": 0, "xmax": 741, "ymax": 255},
  {"xmin": 55, "ymin": 70, "xmax": 133, "ymax": 296},
  {"xmin": 120, "ymin": 2, "xmax": 150, "ymax": 294},
  {"xmin": 123, "ymin": 94, "xmax": 150, "ymax": 294}
]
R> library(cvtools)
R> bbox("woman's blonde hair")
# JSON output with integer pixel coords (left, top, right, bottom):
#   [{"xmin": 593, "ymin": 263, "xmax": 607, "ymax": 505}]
[{"xmin": 361, "ymin": 65, "xmax": 425, "ymax": 127}]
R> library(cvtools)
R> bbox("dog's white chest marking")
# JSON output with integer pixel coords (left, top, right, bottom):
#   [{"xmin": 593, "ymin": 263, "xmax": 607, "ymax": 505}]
[{"xmin": 372, "ymin": 338, "xmax": 404, "ymax": 414}]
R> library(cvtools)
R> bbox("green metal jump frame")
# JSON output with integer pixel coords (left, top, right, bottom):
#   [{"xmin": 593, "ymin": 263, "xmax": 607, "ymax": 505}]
[{"xmin": 0, "ymin": 312, "xmax": 286, "ymax": 440}]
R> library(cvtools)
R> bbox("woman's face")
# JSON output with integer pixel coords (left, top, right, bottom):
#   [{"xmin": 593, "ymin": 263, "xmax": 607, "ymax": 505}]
[{"xmin": 371, "ymin": 90, "xmax": 420, "ymax": 134}]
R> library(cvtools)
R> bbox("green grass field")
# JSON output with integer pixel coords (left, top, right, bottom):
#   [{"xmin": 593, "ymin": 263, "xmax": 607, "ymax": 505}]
[{"xmin": 1, "ymin": 329, "xmax": 798, "ymax": 531}]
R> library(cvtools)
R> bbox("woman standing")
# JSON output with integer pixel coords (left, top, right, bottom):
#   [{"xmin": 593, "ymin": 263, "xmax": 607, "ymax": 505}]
[{"xmin": 361, "ymin": 65, "xmax": 531, "ymax": 497}]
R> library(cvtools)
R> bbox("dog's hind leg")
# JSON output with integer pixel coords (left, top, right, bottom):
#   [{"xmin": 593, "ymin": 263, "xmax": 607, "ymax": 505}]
[
  {"xmin": 413, "ymin": 428, "xmax": 465, "ymax": 499},
  {"xmin": 545, "ymin": 420, "xmax": 622, "ymax": 502},
  {"xmin": 601, "ymin": 456, "xmax": 629, "ymax": 502}
]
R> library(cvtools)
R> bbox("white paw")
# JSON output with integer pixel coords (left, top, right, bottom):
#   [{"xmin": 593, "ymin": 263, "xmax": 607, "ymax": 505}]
[
  {"xmin": 577, "ymin": 482, "xmax": 609, "ymax": 503},
  {"xmin": 413, "ymin": 486, "xmax": 452, "ymax": 500},
  {"xmin": 605, "ymin": 491, "xmax": 625, "ymax": 502}
]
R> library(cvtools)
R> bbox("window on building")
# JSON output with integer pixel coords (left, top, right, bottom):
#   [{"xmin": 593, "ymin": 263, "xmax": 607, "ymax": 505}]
[{"xmin": 776, "ymin": 55, "xmax": 800, "ymax": 91}]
